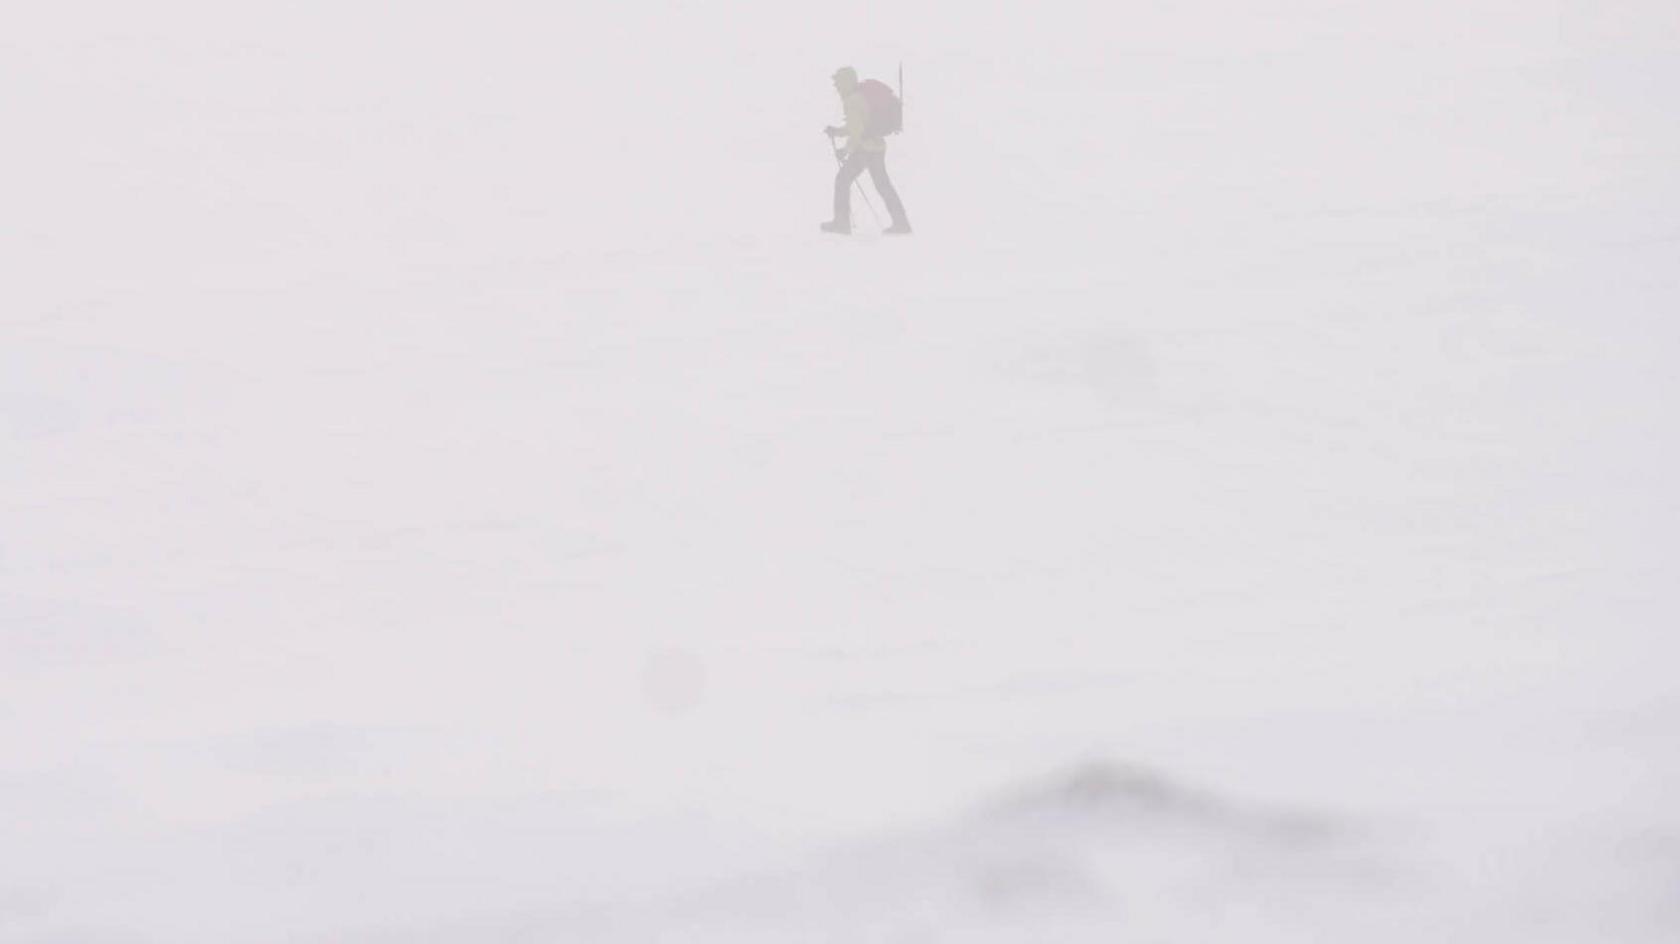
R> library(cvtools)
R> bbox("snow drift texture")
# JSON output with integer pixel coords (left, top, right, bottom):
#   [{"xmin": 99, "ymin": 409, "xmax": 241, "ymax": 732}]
[{"xmin": 4, "ymin": 1, "xmax": 1679, "ymax": 941}]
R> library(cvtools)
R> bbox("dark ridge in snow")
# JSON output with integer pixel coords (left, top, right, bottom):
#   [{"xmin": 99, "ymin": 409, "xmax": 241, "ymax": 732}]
[
  {"xmin": 991, "ymin": 762, "xmax": 1211, "ymax": 816},
  {"xmin": 986, "ymin": 761, "xmax": 1340, "ymax": 844}
]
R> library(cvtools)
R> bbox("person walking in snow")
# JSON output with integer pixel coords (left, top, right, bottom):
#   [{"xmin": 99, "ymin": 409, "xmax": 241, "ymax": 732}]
[{"xmin": 822, "ymin": 66, "xmax": 912, "ymax": 235}]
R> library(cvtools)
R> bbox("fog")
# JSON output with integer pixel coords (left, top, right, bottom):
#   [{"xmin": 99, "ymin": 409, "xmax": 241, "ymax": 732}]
[{"xmin": 5, "ymin": 2, "xmax": 1679, "ymax": 940}]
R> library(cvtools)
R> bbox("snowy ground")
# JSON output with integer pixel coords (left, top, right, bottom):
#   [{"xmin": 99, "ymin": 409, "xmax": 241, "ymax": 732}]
[{"xmin": 5, "ymin": 2, "xmax": 1680, "ymax": 941}]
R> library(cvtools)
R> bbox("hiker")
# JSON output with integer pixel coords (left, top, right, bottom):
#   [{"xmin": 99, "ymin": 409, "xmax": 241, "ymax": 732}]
[{"xmin": 822, "ymin": 66, "xmax": 912, "ymax": 235}]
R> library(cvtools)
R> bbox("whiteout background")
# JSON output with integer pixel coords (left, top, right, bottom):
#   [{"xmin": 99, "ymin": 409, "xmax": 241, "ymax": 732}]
[{"xmin": 5, "ymin": 1, "xmax": 1679, "ymax": 940}]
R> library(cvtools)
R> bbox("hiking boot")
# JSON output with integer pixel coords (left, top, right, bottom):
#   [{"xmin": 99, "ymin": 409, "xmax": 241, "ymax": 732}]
[
  {"xmin": 820, "ymin": 220, "xmax": 851, "ymax": 235},
  {"xmin": 883, "ymin": 222, "xmax": 913, "ymax": 235}
]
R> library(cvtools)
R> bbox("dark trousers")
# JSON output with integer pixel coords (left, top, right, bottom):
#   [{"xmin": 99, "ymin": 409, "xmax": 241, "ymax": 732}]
[{"xmin": 834, "ymin": 149, "xmax": 909, "ymax": 228}]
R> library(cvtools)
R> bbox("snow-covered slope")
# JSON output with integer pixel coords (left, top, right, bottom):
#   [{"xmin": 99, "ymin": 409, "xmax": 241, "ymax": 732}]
[{"xmin": 5, "ymin": 2, "xmax": 1679, "ymax": 941}]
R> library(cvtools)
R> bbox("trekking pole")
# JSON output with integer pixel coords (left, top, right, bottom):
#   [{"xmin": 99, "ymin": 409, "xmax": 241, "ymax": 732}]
[{"xmin": 829, "ymin": 137, "xmax": 882, "ymax": 228}]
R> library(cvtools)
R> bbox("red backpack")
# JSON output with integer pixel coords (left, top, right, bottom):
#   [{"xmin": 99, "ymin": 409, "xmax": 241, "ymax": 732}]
[{"xmin": 857, "ymin": 79, "xmax": 903, "ymax": 137}]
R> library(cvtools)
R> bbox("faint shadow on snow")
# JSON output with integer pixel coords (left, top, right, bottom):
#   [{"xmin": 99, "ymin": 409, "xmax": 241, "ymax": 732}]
[
  {"xmin": 948, "ymin": 762, "xmax": 1364, "ymax": 911},
  {"xmin": 983, "ymin": 760, "xmax": 1339, "ymax": 845},
  {"xmin": 509, "ymin": 761, "xmax": 1411, "ymax": 943}
]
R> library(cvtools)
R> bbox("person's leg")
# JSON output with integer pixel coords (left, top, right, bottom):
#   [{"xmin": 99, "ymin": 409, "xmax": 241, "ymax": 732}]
[
  {"xmin": 831, "ymin": 151, "xmax": 868, "ymax": 228},
  {"xmin": 865, "ymin": 151, "xmax": 911, "ymax": 231}
]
